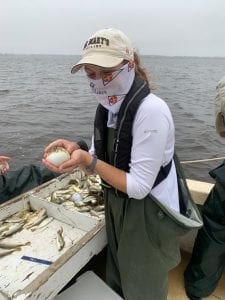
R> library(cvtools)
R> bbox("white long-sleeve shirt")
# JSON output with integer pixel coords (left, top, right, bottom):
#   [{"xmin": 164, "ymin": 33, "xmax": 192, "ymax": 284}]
[
  {"xmin": 127, "ymin": 93, "xmax": 179, "ymax": 212},
  {"xmin": 90, "ymin": 93, "xmax": 179, "ymax": 212}
]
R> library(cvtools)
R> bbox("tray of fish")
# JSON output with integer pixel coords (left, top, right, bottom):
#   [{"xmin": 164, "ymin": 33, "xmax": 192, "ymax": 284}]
[
  {"xmin": 0, "ymin": 169, "xmax": 107, "ymax": 300},
  {"xmin": 44, "ymin": 169, "xmax": 105, "ymax": 219}
]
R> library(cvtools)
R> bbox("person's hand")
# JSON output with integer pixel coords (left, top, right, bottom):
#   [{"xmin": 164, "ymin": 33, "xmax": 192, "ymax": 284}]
[
  {"xmin": 42, "ymin": 148, "xmax": 91, "ymax": 173},
  {"xmin": 42, "ymin": 139, "xmax": 85, "ymax": 173},
  {"xmin": 0, "ymin": 156, "xmax": 11, "ymax": 175},
  {"xmin": 43, "ymin": 139, "xmax": 79, "ymax": 156}
]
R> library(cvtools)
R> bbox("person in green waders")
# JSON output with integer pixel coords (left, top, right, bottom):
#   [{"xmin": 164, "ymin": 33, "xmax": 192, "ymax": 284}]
[
  {"xmin": 0, "ymin": 154, "xmax": 59, "ymax": 204},
  {"xmin": 184, "ymin": 75, "xmax": 225, "ymax": 300},
  {"xmin": 0, "ymin": 140, "xmax": 88, "ymax": 204},
  {"xmin": 42, "ymin": 28, "xmax": 202, "ymax": 300}
]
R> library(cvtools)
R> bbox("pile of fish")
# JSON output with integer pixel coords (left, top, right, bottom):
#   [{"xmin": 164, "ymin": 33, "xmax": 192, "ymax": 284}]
[
  {"xmin": 0, "ymin": 202, "xmax": 63, "ymax": 257},
  {"xmin": 0, "ymin": 170, "xmax": 104, "ymax": 258},
  {"xmin": 46, "ymin": 170, "xmax": 105, "ymax": 218}
]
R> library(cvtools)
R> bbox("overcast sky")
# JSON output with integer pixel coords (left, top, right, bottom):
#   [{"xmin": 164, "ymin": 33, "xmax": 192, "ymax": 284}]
[{"xmin": 1, "ymin": 0, "xmax": 224, "ymax": 57}]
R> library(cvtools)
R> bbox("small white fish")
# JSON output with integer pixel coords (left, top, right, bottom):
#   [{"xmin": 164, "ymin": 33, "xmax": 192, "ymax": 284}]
[
  {"xmin": 4, "ymin": 217, "xmax": 24, "ymax": 224},
  {"xmin": 89, "ymin": 210, "xmax": 100, "ymax": 218},
  {"xmin": 0, "ymin": 247, "xmax": 21, "ymax": 258},
  {"xmin": 36, "ymin": 207, "xmax": 47, "ymax": 217},
  {"xmin": 94, "ymin": 205, "xmax": 105, "ymax": 212},
  {"xmin": 0, "ymin": 241, "xmax": 31, "ymax": 249},
  {"xmin": 25, "ymin": 207, "xmax": 47, "ymax": 229},
  {"xmin": 31, "ymin": 217, "xmax": 54, "ymax": 231},
  {"xmin": 2, "ymin": 223, "xmax": 23, "ymax": 237},
  {"xmin": 25, "ymin": 215, "xmax": 47, "ymax": 229},
  {"xmin": 78, "ymin": 206, "xmax": 91, "ymax": 213},
  {"xmin": 0, "ymin": 224, "xmax": 10, "ymax": 234},
  {"xmin": 56, "ymin": 227, "xmax": 65, "ymax": 251}
]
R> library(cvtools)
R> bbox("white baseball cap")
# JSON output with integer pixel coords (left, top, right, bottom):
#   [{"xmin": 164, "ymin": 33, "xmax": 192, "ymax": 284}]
[
  {"xmin": 71, "ymin": 28, "xmax": 134, "ymax": 74},
  {"xmin": 215, "ymin": 76, "xmax": 225, "ymax": 134}
]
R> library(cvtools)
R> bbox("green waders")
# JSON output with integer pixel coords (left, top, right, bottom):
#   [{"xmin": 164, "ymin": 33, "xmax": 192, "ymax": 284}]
[
  {"xmin": 184, "ymin": 161, "xmax": 225, "ymax": 298},
  {"xmin": 105, "ymin": 190, "xmax": 185, "ymax": 300},
  {"xmin": 104, "ymin": 129, "xmax": 202, "ymax": 300},
  {"xmin": 0, "ymin": 165, "xmax": 58, "ymax": 204}
]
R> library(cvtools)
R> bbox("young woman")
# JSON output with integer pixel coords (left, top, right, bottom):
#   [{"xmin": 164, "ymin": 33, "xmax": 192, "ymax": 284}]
[{"xmin": 42, "ymin": 28, "xmax": 200, "ymax": 300}]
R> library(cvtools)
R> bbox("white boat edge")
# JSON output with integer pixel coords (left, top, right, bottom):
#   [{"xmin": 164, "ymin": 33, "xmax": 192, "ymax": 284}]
[
  {"xmin": 187, "ymin": 178, "xmax": 214, "ymax": 206},
  {"xmin": 180, "ymin": 179, "xmax": 214, "ymax": 254}
]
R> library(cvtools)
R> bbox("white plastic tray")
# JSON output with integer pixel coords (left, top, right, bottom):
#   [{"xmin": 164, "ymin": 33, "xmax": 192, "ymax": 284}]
[{"xmin": 0, "ymin": 171, "xmax": 106, "ymax": 300}]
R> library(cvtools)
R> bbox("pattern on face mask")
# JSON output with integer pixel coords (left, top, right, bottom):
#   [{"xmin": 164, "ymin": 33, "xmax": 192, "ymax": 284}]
[
  {"xmin": 88, "ymin": 61, "xmax": 135, "ymax": 115},
  {"xmin": 102, "ymin": 69, "xmax": 123, "ymax": 86}
]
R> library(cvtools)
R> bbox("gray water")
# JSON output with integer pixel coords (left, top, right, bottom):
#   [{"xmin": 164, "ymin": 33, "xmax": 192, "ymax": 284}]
[{"xmin": 1, "ymin": 54, "xmax": 225, "ymax": 182}]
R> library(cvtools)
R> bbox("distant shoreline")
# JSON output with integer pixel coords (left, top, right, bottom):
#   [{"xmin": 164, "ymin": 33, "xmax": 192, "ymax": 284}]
[{"xmin": 0, "ymin": 53, "xmax": 225, "ymax": 59}]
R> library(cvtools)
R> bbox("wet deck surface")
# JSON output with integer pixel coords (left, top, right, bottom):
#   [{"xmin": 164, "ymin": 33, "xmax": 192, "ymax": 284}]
[{"xmin": 168, "ymin": 251, "xmax": 225, "ymax": 300}]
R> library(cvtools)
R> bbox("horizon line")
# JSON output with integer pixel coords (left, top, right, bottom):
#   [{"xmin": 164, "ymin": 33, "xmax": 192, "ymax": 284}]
[{"xmin": 0, "ymin": 52, "xmax": 225, "ymax": 59}]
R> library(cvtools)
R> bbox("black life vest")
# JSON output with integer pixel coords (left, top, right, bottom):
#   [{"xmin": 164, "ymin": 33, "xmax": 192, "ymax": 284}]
[{"xmin": 93, "ymin": 76, "xmax": 172, "ymax": 191}]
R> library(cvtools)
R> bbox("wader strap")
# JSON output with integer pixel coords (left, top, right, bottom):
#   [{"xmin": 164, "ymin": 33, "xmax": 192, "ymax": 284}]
[{"xmin": 152, "ymin": 160, "xmax": 173, "ymax": 189}]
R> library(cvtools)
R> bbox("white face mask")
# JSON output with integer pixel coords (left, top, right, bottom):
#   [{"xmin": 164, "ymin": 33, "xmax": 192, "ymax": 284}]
[{"xmin": 88, "ymin": 62, "xmax": 135, "ymax": 115}]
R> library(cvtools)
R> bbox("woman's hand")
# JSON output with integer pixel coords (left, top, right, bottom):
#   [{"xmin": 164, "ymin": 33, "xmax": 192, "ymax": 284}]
[
  {"xmin": 0, "ymin": 156, "xmax": 11, "ymax": 175},
  {"xmin": 58, "ymin": 149, "xmax": 91, "ymax": 173},
  {"xmin": 43, "ymin": 148, "xmax": 91, "ymax": 173},
  {"xmin": 42, "ymin": 140, "xmax": 91, "ymax": 173},
  {"xmin": 43, "ymin": 139, "xmax": 79, "ymax": 156}
]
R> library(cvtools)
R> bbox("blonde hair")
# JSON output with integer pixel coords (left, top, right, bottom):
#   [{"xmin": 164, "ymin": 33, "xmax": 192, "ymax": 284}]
[{"xmin": 133, "ymin": 51, "xmax": 151, "ymax": 89}]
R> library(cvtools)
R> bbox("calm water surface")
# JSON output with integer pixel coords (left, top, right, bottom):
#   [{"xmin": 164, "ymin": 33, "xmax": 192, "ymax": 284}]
[{"xmin": 0, "ymin": 54, "xmax": 225, "ymax": 182}]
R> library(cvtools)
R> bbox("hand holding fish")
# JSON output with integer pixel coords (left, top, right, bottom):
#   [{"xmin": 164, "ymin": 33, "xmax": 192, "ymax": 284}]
[
  {"xmin": 43, "ymin": 139, "xmax": 79, "ymax": 155},
  {"xmin": 42, "ymin": 139, "xmax": 82, "ymax": 173},
  {"xmin": 42, "ymin": 139, "xmax": 93, "ymax": 174},
  {"xmin": 43, "ymin": 148, "xmax": 92, "ymax": 174}
]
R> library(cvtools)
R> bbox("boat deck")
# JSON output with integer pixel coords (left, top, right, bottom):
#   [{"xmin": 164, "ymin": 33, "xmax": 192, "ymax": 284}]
[{"xmin": 168, "ymin": 251, "xmax": 225, "ymax": 300}]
